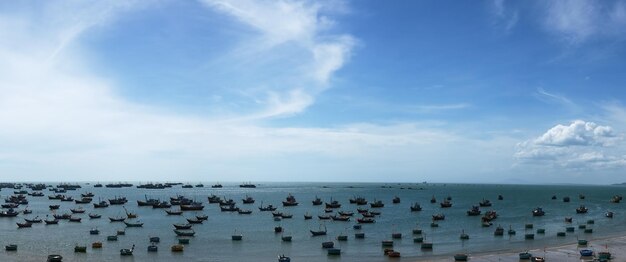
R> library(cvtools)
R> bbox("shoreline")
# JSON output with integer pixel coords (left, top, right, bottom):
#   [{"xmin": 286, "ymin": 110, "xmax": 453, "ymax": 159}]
[{"xmin": 427, "ymin": 235, "xmax": 625, "ymax": 261}]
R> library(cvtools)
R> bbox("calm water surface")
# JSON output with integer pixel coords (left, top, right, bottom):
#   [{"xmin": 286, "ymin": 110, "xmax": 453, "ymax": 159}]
[{"xmin": 1, "ymin": 182, "xmax": 625, "ymax": 261}]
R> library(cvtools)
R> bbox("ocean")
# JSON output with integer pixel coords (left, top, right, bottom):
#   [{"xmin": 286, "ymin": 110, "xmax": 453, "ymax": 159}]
[{"xmin": 0, "ymin": 182, "xmax": 625, "ymax": 261}]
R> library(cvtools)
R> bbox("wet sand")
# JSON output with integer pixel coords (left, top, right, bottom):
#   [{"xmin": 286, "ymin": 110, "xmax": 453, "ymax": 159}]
[{"xmin": 430, "ymin": 235, "xmax": 626, "ymax": 261}]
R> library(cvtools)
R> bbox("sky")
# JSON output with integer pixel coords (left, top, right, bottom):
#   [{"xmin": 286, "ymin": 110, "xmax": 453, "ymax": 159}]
[{"xmin": 1, "ymin": 0, "xmax": 626, "ymax": 184}]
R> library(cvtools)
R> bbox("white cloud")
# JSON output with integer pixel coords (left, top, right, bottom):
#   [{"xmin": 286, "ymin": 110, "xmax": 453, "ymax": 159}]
[
  {"xmin": 490, "ymin": 0, "xmax": 519, "ymax": 33},
  {"xmin": 542, "ymin": 0, "xmax": 626, "ymax": 44},
  {"xmin": 200, "ymin": 0, "xmax": 354, "ymax": 117},
  {"xmin": 515, "ymin": 120, "xmax": 625, "ymax": 171}
]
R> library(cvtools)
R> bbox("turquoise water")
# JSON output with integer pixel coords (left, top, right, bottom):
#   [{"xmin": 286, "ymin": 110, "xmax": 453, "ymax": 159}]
[{"xmin": 1, "ymin": 183, "xmax": 625, "ymax": 261}]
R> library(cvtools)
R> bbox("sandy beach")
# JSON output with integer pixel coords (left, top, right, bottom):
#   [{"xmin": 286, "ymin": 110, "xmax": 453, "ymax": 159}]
[{"xmin": 429, "ymin": 235, "xmax": 626, "ymax": 261}]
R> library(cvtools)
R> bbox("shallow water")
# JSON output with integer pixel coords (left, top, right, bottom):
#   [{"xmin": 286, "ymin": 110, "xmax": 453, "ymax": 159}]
[{"xmin": 1, "ymin": 182, "xmax": 625, "ymax": 261}]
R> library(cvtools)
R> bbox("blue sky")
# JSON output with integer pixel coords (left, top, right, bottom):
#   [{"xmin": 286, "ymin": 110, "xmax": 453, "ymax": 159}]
[{"xmin": 1, "ymin": 0, "xmax": 626, "ymax": 183}]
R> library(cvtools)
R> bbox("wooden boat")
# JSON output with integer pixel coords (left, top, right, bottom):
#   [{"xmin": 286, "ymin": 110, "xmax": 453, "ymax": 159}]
[
  {"xmin": 598, "ymin": 251, "xmax": 612, "ymax": 259},
  {"xmin": 17, "ymin": 222, "xmax": 32, "ymax": 228},
  {"xmin": 49, "ymin": 204, "xmax": 60, "ymax": 210},
  {"xmin": 68, "ymin": 217, "xmax": 81, "ymax": 222},
  {"xmin": 120, "ymin": 244, "xmax": 134, "ymax": 256},
  {"xmin": 606, "ymin": 211, "xmax": 614, "ymax": 218},
  {"xmin": 171, "ymin": 244, "xmax": 184, "ymax": 252},
  {"xmin": 5, "ymin": 244, "xmax": 17, "ymax": 251},
  {"xmin": 208, "ymin": 195, "xmax": 222, "ymax": 203},
  {"xmin": 150, "ymin": 236, "xmax": 160, "ymax": 243},
  {"xmin": 432, "ymin": 213, "xmax": 445, "ymax": 220},
  {"xmin": 357, "ymin": 217, "xmax": 375, "ymax": 223},
  {"xmin": 563, "ymin": 196, "xmax": 570, "ymax": 202},
  {"xmin": 440, "ymin": 200, "xmax": 452, "ymax": 208},
  {"xmin": 242, "ymin": 195, "xmax": 255, "ymax": 204},
  {"xmin": 178, "ymin": 238, "xmax": 189, "ymax": 244},
  {"xmin": 327, "ymin": 248, "xmax": 341, "ymax": 256},
  {"xmin": 576, "ymin": 205, "xmax": 588, "ymax": 214},
  {"xmin": 325, "ymin": 197, "xmax": 341, "ymax": 208},
  {"xmin": 186, "ymin": 218, "xmax": 203, "ymax": 224},
  {"xmin": 497, "ymin": 194, "xmax": 503, "ymax": 200},
  {"xmin": 304, "ymin": 213, "xmax": 312, "ymax": 219},
  {"xmin": 278, "ymin": 254, "xmax": 291, "ymax": 262},
  {"xmin": 117, "ymin": 230, "xmax": 126, "ymax": 235},
  {"xmin": 459, "ymin": 230, "xmax": 469, "ymax": 240},
  {"xmin": 259, "ymin": 203, "xmax": 277, "ymax": 211},
  {"xmin": 494, "ymin": 225, "xmax": 504, "ymax": 236},
  {"xmin": 196, "ymin": 214, "xmax": 208, "ymax": 220},
  {"xmin": 90, "ymin": 228, "xmax": 100, "ymax": 235},
  {"xmin": 312, "ymin": 196, "xmax": 322, "ymax": 205},
  {"xmin": 47, "ymin": 255, "xmax": 63, "ymax": 262},
  {"xmin": 0, "ymin": 208, "xmax": 19, "ymax": 217},
  {"xmin": 123, "ymin": 206, "xmax": 137, "ymax": 218},
  {"xmin": 454, "ymin": 253, "xmax": 468, "ymax": 261},
  {"xmin": 579, "ymin": 249, "xmax": 593, "ymax": 257},
  {"xmin": 318, "ymin": 214, "xmax": 331, "ymax": 220},
  {"xmin": 479, "ymin": 198, "xmax": 492, "ymax": 207},
  {"xmin": 109, "ymin": 216, "xmax": 125, "ymax": 222},
  {"xmin": 124, "ymin": 221, "xmax": 144, "ymax": 227},
  {"xmin": 338, "ymin": 211, "xmax": 354, "ymax": 216},
  {"xmin": 467, "ymin": 205, "xmax": 481, "ymax": 216},
  {"xmin": 508, "ymin": 226, "xmax": 517, "ymax": 235},
  {"xmin": 392, "ymin": 196, "xmax": 400, "ymax": 204},
  {"xmin": 24, "ymin": 216, "xmax": 42, "ymax": 223},
  {"xmin": 310, "ymin": 225, "xmax": 327, "ymax": 236},
  {"xmin": 93, "ymin": 201, "xmax": 109, "ymax": 208},
  {"xmin": 322, "ymin": 241, "xmax": 334, "ymax": 248},
  {"xmin": 147, "ymin": 243, "xmax": 158, "ymax": 252},
  {"xmin": 231, "ymin": 234, "xmax": 243, "ymax": 241},
  {"xmin": 578, "ymin": 239, "xmax": 588, "ymax": 246},
  {"xmin": 220, "ymin": 205, "xmax": 239, "ymax": 212},
  {"xmin": 44, "ymin": 218, "xmax": 59, "ymax": 224},
  {"xmin": 281, "ymin": 235, "xmax": 292, "ymax": 242},
  {"xmin": 370, "ymin": 200, "xmax": 384, "ymax": 208},
  {"xmin": 173, "ymin": 229, "xmax": 195, "ymax": 236},
  {"xmin": 519, "ymin": 252, "xmax": 532, "ymax": 259},
  {"xmin": 532, "ymin": 207, "xmax": 545, "ymax": 216},
  {"xmin": 564, "ymin": 217, "xmax": 573, "ymax": 223},
  {"xmin": 410, "ymin": 202, "xmax": 422, "ymax": 211},
  {"xmin": 70, "ymin": 207, "xmax": 85, "ymax": 213},
  {"xmin": 180, "ymin": 203, "xmax": 204, "ymax": 211},
  {"xmin": 173, "ymin": 223, "xmax": 192, "ymax": 230},
  {"xmin": 74, "ymin": 245, "xmax": 87, "ymax": 253},
  {"xmin": 391, "ymin": 233, "xmax": 402, "ymax": 239},
  {"xmin": 152, "ymin": 201, "xmax": 171, "ymax": 208},
  {"xmin": 165, "ymin": 209, "xmax": 183, "ymax": 215},
  {"xmin": 551, "ymin": 195, "xmax": 557, "ymax": 200},
  {"xmin": 107, "ymin": 235, "xmax": 118, "ymax": 241},
  {"xmin": 331, "ymin": 215, "xmax": 349, "ymax": 221},
  {"xmin": 211, "ymin": 183, "xmax": 222, "ymax": 188},
  {"xmin": 88, "ymin": 213, "xmax": 101, "ymax": 219},
  {"xmin": 75, "ymin": 197, "xmax": 92, "ymax": 204},
  {"xmin": 355, "ymin": 232, "xmax": 365, "ymax": 238},
  {"xmin": 92, "ymin": 242, "xmax": 102, "ymax": 248},
  {"xmin": 282, "ymin": 194, "xmax": 298, "ymax": 206}
]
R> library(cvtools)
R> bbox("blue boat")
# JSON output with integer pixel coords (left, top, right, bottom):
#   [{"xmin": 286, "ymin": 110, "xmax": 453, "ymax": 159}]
[{"xmin": 580, "ymin": 249, "xmax": 593, "ymax": 257}]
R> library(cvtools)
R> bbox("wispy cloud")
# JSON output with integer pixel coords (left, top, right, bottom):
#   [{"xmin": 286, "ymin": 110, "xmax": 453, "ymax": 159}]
[
  {"xmin": 407, "ymin": 103, "xmax": 471, "ymax": 114},
  {"xmin": 535, "ymin": 88, "xmax": 574, "ymax": 106},
  {"xmin": 542, "ymin": 0, "xmax": 626, "ymax": 45},
  {"xmin": 199, "ymin": 0, "xmax": 355, "ymax": 118},
  {"xmin": 490, "ymin": 0, "xmax": 519, "ymax": 33}
]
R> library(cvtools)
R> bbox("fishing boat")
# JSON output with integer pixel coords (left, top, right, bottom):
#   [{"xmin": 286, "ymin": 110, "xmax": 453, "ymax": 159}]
[
  {"xmin": 563, "ymin": 196, "xmax": 570, "ymax": 202},
  {"xmin": 5, "ymin": 244, "xmax": 17, "ymax": 251},
  {"xmin": 338, "ymin": 210, "xmax": 354, "ymax": 216},
  {"xmin": 564, "ymin": 217, "xmax": 573, "ymax": 223},
  {"xmin": 92, "ymin": 242, "xmax": 102, "ymax": 248},
  {"xmin": 467, "ymin": 205, "xmax": 481, "ymax": 216},
  {"xmin": 304, "ymin": 213, "xmax": 312, "ymax": 219},
  {"xmin": 331, "ymin": 215, "xmax": 350, "ymax": 221},
  {"xmin": 259, "ymin": 203, "xmax": 277, "ymax": 211},
  {"xmin": 49, "ymin": 204, "xmax": 60, "ymax": 210},
  {"xmin": 93, "ymin": 201, "xmax": 109, "ymax": 208},
  {"xmin": 432, "ymin": 213, "xmax": 445, "ymax": 220},
  {"xmin": 576, "ymin": 205, "xmax": 588, "ymax": 214},
  {"xmin": 370, "ymin": 199, "xmax": 384, "ymax": 208},
  {"xmin": 108, "ymin": 196, "xmax": 128, "ymax": 205},
  {"xmin": 171, "ymin": 244, "xmax": 184, "ymax": 252},
  {"xmin": 606, "ymin": 211, "xmax": 614, "ymax": 218},
  {"xmin": 519, "ymin": 252, "xmax": 532, "ymax": 259},
  {"xmin": 44, "ymin": 218, "xmax": 59, "ymax": 224},
  {"xmin": 180, "ymin": 202, "xmax": 204, "ymax": 211},
  {"xmin": 410, "ymin": 202, "xmax": 422, "ymax": 211},
  {"xmin": 312, "ymin": 196, "xmax": 322, "ymax": 205},
  {"xmin": 186, "ymin": 218, "xmax": 203, "ymax": 224},
  {"xmin": 325, "ymin": 198, "xmax": 341, "ymax": 208},
  {"xmin": 508, "ymin": 226, "xmax": 516, "ymax": 235},
  {"xmin": 479, "ymin": 198, "xmax": 492, "ymax": 207},
  {"xmin": 579, "ymin": 249, "xmax": 593, "ymax": 257},
  {"xmin": 74, "ymin": 245, "xmax": 87, "ymax": 253},
  {"xmin": 551, "ymin": 195, "xmax": 557, "ymax": 200},
  {"xmin": 165, "ymin": 209, "xmax": 183, "ymax": 215},
  {"xmin": 498, "ymin": 194, "xmax": 503, "ymax": 200},
  {"xmin": 357, "ymin": 217, "xmax": 375, "ymax": 223},
  {"xmin": 211, "ymin": 183, "xmax": 222, "ymax": 188},
  {"xmin": 88, "ymin": 213, "xmax": 101, "ymax": 219},
  {"xmin": 454, "ymin": 253, "xmax": 468, "ymax": 261},
  {"xmin": 109, "ymin": 216, "xmax": 126, "ymax": 222},
  {"xmin": 196, "ymin": 214, "xmax": 208, "ymax": 220},
  {"xmin": 147, "ymin": 243, "xmax": 158, "ymax": 252},
  {"xmin": 69, "ymin": 217, "xmax": 81, "ymax": 222},
  {"xmin": 123, "ymin": 206, "xmax": 137, "ymax": 218},
  {"xmin": 278, "ymin": 254, "xmax": 291, "ymax": 262},
  {"xmin": 242, "ymin": 195, "xmax": 255, "ymax": 204},
  {"xmin": 310, "ymin": 225, "xmax": 327, "ymax": 236},
  {"xmin": 494, "ymin": 225, "xmax": 504, "ymax": 236},
  {"xmin": 220, "ymin": 205, "xmax": 239, "ymax": 212},
  {"xmin": 47, "ymin": 255, "xmax": 63, "ymax": 262},
  {"xmin": 440, "ymin": 199, "xmax": 452, "ymax": 208},
  {"xmin": 239, "ymin": 182, "xmax": 256, "ymax": 188},
  {"xmin": 24, "ymin": 216, "xmax": 42, "ymax": 223},
  {"xmin": 282, "ymin": 194, "xmax": 298, "ymax": 206},
  {"xmin": 124, "ymin": 221, "xmax": 144, "ymax": 227},
  {"xmin": 120, "ymin": 244, "xmax": 135, "ymax": 256},
  {"xmin": 231, "ymin": 231, "xmax": 243, "ymax": 241},
  {"xmin": 17, "ymin": 221, "xmax": 32, "ymax": 228},
  {"xmin": 173, "ymin": 229, "xmax": 195, "ymax": 236},
  {"xmin": 90, "ymin": 228, "xmax": 100, "ymax": 235},
  {"xmin": 173, "ymin": 223, "xmax": 192, "ymax": 229},
  {"xmin": 152, "ymin": 201, "xmax": 171, "ymax": 208},
  {"xmin": 327, "ymin": 248, "xmax": 341, "ymax": 256},
  {"xmin": 70, "ymin": 207, "xmax": 85, "ymax": 213},
  {"xmin": 322, "ymin": 241, "xmax": 334, "ymax": 248},
  {"xmin": 150, "ymin": 236, "xmax": 160, "ymax": 243},
  {"xmin": 430, "ymin": 196, "xmax": 436, "ymax": 203},
  {"xmin": 532, "ymin": 207, "xmax": 545, "ymax": 216},
  {"xmin": 0, "ymin": 208, "xmax": 19, "ymax": 217},
  {"xmin": 392, "ymin": 196, "xmax": 400, "ymax": 204},
  {"xmin": 459, "ymin": 230, "xmax": 469, "ymax": 240}
]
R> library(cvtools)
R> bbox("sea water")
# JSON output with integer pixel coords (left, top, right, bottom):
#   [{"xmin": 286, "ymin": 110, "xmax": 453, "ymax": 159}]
[{"xmin": 0, "ymin": 182, "xmax": 625, "ymax": 261}]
